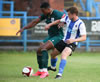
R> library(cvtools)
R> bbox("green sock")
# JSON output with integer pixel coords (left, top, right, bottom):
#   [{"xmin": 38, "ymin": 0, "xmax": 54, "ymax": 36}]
[
  {"xmin": 37, "ymin": 54, "xmax": 43, "ymax": 69},
  {"xmin": 41, "ymin": 50, "xmax": 48, "ymax": 68}
]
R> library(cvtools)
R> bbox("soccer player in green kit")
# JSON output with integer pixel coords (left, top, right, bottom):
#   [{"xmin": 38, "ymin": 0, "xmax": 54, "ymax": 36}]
[{"xmin": 16, "ymin": 2, "xmax": 64, "ymax": 78}]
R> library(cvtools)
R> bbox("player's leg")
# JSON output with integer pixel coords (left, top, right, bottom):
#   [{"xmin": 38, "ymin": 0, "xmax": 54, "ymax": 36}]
[
  {"xmin": 41, "ymin": 40, "xmax": 54, "ymax": 68},
  {"xmin": 35, "ymin": 36, "xmax": 62, "ymax": 78},
  {"xmin": 33, "ymin": 42, "xmax": 44, "ymax": 76},
  {"xmin": 48, "ymin": 48, "xmax": 60, "ymax": 71},
  {"xmin": 33, "ymin": 36, "xmax": 54, "ymax": 78},
  {"xmin": 37, "ymin": 42, "xmax": 44, "ymax": 70},
  {"xmin": 39, "ymin": 40, "xmax": 54, "ymax": 78},
  {"xmin": 47, "ymin": 36, "xmax": 63, "ymax": 72},
  {"xmin": 55, "ymin": 47, "xmax": 72, "ymax": 79},
  {"xmin": 40, "ymin": 36, "xmax": 63, "ymax": 73},
  {"xmin": 37, "ymin": 42, "xmax": 44, "ymax": 54},
  {"xmin": 51, "ymin": 48, "xmax": 60, "ymax": 59},
  {"xmin": 40, "ymin": 35, "xmax": 61, "ymax": 72}
]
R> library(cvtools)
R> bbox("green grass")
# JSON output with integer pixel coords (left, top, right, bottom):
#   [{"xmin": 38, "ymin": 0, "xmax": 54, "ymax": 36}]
[{"xmin": 0, "ymin": 50, "xmax": 100, "ymax": 82}]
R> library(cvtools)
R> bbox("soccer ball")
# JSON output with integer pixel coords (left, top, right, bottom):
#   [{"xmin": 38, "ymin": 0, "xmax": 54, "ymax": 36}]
[{"xmin": 22, "ymin": 66, "xmax": 33, "ymax": 77}]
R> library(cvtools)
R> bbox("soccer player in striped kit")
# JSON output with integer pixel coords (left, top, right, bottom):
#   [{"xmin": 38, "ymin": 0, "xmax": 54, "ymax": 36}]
[{"xmin": 45, "ymin": 6, "xmax": 87, "ymax": 79}]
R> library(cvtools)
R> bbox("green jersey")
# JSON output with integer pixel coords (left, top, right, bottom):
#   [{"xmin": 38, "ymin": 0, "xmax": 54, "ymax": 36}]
[{"xmin": 40, "ymin": 10, "xmax": 64, "ymax": 37}]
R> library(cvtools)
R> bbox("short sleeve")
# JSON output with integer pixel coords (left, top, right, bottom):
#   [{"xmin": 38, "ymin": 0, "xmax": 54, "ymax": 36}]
[
  {"xmin": 39, "ymin": 14, "xmax": 45, "ymax": 21},
  {"xmin": 79, "ymin": 22, "xmax": 87, "ymax": 35},
  {"xmin": 54, "ymin": 10, "xmax": 64, "ymax": 20},
  {"xmin": 60, "ymin": 15, "xmax": 68, "ymax": 22}
]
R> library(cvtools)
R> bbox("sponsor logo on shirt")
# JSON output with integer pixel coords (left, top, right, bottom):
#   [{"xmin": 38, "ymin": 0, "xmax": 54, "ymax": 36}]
[{"xmin": 51, "ymin": 18, "xmax": 54, "ymax": 22}]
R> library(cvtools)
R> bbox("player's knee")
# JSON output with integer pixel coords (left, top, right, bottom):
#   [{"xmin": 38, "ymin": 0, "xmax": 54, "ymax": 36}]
[
  {"xmin": 36, "ymin": 50, "xmax": 42, "ymax": 56},
  {"xmin": 37, "ymin": 42, "xmax": 44, "ymax": 54},
  {"xmin": 41, "ymin": 46, "xmax": 47, "ymax": 51},
  {"xmin": 36, "ymin": 48, "xmax": 41, "ymax": 54},
  {"xmin": 61, "ymin": 47, "xmax": 72, "ymax": 59},
  {"xmin": 61, "ymin": 54, "xmax": 69, "ymax": 59}
]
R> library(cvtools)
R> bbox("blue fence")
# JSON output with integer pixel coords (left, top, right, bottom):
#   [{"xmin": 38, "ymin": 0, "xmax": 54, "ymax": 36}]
[
  {"xmin": 0, "ymin": 0, "xmax": 41, "ymax": 51},
  {"xmin": 74, "ymin": 0, "xmax": 100, "ymax": 17},
  {"xmin": 0, "ymin": 0, "xmax": 100, "ymax": 52}
]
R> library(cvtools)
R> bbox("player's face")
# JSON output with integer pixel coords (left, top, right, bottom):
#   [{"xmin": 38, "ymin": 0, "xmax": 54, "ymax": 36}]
[
  {"xmin": 41, "ymin": 8, "xmax": 50, "ymax": 15},
  {"xmin": 68, "ymin": 12, "xmax": 74, "ymax": 20}
]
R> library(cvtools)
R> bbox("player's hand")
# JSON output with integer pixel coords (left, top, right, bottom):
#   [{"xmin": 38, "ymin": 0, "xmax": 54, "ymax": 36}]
[
  {"xmin": 16, "ymin": 28, "xmax": 24, "ymax": 35},
  {"xmin": 45, "ymin": 24, "xmax": 51, "ymax": 30},
  {"xmin": 66, "ymin": 39, "xmax": 75, "ymax": 44},
  {"xmin": 58, "ymin": 22, "xmax": 64, "ymax": 28}
]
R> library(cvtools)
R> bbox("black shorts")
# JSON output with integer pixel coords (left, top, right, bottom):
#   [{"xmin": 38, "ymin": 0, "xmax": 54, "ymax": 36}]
[{"xmin": 55, "ymin": 40, "xmax": 76, "ymax": 53}]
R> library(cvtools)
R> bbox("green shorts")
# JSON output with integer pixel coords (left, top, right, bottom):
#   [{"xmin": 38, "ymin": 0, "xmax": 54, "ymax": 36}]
[{"xmin": 43, "ymin": 35, "xmax": 63, "ymax": 46}]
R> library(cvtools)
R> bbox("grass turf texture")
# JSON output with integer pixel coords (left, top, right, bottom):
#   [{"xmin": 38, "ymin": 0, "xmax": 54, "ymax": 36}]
[{"xmin": 0, "ymin": 51, "xmax": 100, "ymax": 82}]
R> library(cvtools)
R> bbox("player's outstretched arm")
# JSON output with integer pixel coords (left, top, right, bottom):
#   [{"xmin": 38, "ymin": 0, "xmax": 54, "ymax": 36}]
[
  {"xmin": 45, "ymin": 20, "xmax": 60, "ymax": 30},
  {"xmin": 16, "ymin": 18, "xmax": 40, "ymax": 35}
]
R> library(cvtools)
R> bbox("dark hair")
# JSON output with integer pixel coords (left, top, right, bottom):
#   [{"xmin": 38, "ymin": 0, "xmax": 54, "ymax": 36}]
[
  {"xmin": 40, "ymin": 2, "xmax": 50, "ymax": 9},
  {"xmin": 66, "ymin": 7, "xmax": 78, "ymax": 16}
]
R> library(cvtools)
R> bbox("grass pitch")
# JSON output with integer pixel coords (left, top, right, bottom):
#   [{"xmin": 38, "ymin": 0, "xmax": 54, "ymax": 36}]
[{"xmin": 0, "ymin": 50, "xmax": 100, "ymax": 82}]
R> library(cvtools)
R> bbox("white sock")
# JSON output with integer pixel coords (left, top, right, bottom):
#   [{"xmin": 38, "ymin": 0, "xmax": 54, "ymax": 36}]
[
  {"xmin": 57, "ymin": 73, "xmax": 62, "ymax": 76},
  {"xmin": 51, "ymin": 66, "xmax": 56, "ymax": 69},
  {"xmin": 43, "ymin": 68, "xmax": 48, "ymax": 72},
  {"xmin": 39, "ymin": 69, "xmax": 43, "ymax": 72}
]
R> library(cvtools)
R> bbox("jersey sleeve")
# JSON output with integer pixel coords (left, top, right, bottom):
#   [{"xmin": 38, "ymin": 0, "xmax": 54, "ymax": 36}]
[
  {"xmin": 60, "ymin": 15, "xmax": 68, "ymax": 22},
  {"xmin": 54, "ymin": 10, "xmax": 64, "ymax": 20},
  {"xmin": 39, "ymin": 14, "xmax": 45, "ymax": 21},
  {"xmin": 79, "ymin": 22, "xmax": 87, "ymax": 35}
]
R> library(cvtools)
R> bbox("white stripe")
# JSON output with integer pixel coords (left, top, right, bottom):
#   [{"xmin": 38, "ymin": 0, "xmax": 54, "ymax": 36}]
[{"xmin": 63, "ymin": 18, "xmax": 71, "ymax": 41}]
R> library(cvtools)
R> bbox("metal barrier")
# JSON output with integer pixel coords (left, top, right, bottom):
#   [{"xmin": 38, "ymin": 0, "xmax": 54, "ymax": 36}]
[
  {"xmin": 0, "ymin": 0, "xmax": 100, "ymax": 52},
  {"xmin": 0, "ymin": 0, "xmax": 28, "ymax": 51},
  {"xmin": 78, "ymin": 37, "xmax": 100, "ymax": 51},
  {"xmin": 78, "ymin": 17, "xmax": 100, "ymax": 51},
  {"xmin": 74, "ymin": 0, "xmax": 86, "ymax": 11},
  {"xmin": 93, "ymin": 2, "xmax": 100, "ymax": 17},
  {"xmin": 0, "ymin": 1, "xmax": 14, "ymax": 17},
  {"xmin": 74, "ymin": 0, "xmax": 100, "ymax": 17},
  {"xmin": 0, "ymin": 11, "xmax": 28, "ymax": 51}
]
